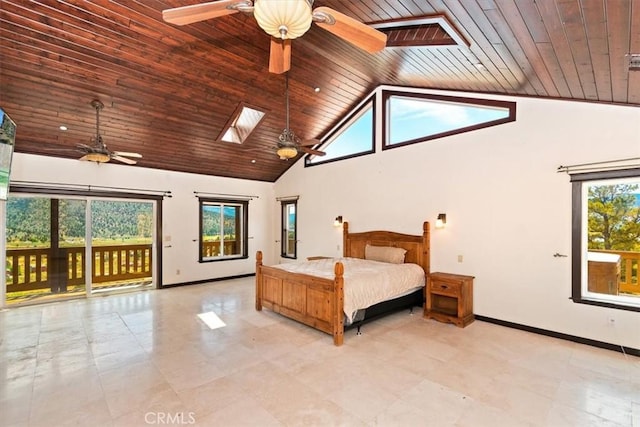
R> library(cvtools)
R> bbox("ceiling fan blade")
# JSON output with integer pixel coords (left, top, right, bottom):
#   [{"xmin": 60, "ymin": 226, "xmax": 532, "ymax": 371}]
[
  {"xmin": 300, "ymin": 138, "xmax": 321, "ymax": 147},
  {"xmin": 37, "ymin": 146, "xmax": 83, "ymax": 154},
  {"xmin": 112, "ymin": 151, "xmax": 142, "ymax": 158},
  {"xmin": 111, "ymin": 155, "xmax": 137, "ymax": 165},
  {"xmin": 312, "ymin": 7, "xmax": 387, "ymax": 53},
  {"xmin": 269, "ymin": 38, "xmax": 291, "ymax": 74},
  {"xmin": 299, "ymin": 147, "xmax": 326, "ymax": 156},
  {"xmin": 162, "ymin": 0, "xmax": 244, "ymax": 26}
]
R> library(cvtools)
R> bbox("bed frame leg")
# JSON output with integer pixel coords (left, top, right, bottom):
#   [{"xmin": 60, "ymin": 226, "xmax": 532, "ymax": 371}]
[{"xmin": 356, "ymin": 324, "xmax": 363, "ymax": 336}]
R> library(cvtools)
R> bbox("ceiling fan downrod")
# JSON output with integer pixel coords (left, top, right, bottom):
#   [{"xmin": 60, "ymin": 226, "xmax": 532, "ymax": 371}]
[
  {"xmin": 90, "ymin": 99, "xmax": 104, "ymax": 144},
  {"xmin": 280, "ymin": 73, "xmax": 300, "ymax": 145}
]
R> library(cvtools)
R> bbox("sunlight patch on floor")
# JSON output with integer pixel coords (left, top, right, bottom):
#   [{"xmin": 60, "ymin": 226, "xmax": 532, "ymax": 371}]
[{"xmin": 197, "ymin": 311, "xmax": 226, "ymax": 330}]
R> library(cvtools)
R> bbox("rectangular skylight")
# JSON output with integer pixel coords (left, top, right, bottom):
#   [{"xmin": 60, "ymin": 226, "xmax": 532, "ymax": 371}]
[{"xmin": 219, "ymin": 103, "xmax": 266, "ymax": 144}]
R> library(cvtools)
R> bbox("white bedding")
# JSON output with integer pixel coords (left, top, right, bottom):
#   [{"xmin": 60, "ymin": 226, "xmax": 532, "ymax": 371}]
[{"xmin": 271, "ymin": 257, "xmax": 425, "ymax": 323}]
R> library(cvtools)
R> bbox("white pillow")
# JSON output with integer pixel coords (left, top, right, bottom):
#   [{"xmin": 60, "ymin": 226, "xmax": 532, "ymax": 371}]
[{"xmin": 364, "ymin": 244, "xmax": 406, "ymax": 264}]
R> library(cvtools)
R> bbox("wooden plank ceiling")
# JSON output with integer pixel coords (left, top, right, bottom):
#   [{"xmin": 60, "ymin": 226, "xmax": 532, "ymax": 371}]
[{"xmin": 1, "ymin": 0, "xmax": 638, "ymax": 182}]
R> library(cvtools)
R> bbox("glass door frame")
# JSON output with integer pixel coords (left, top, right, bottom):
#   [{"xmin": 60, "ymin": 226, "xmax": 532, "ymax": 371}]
[
  {"xmin": 1, "ymin": 186, "xmax": 163, "ymax": 307},
  {"xmin": 86, "ymin": 196, "xmax": 157, "ymax": 296}
]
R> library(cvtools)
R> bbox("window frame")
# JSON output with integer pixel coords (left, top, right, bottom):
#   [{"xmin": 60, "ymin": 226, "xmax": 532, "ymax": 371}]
[
  {"xmin": 381, "ymin": 91, "xmax": 516, "ymax": 150},
  {"xmin": 198, "ymin": 198, "xmax": 248, "ymax": 263},
  {"xmin": 571, "ymin": 167, "xmax": 640, "ymax": 312},
  {"xmin": 304, "ymin": 94, "xmax": 376, "ymax": 167},
  {"xmin": 280, "ymin": 199, "xmax": 297, "ymax": 259}
]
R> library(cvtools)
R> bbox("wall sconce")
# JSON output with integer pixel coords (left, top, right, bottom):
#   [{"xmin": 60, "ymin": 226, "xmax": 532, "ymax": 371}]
[
  {"xmin": 436, "ymin": 213, "xmax": 447, "ymax": 229},
  {"xmin": 334, "ymin": 216, "xmax": 343, "ymax": 227}
]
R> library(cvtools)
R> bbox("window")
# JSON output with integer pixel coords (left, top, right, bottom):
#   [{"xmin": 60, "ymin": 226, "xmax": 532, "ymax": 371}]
[
  {"xmin": 571, "ymin": 168, "xmax": 640, "ymax": 311},
  {"xmin": 382, "ymin": 91, "xmax": 516, "ymax": 149},
  {"xmin": 199, "ymin": 198, "xmax": 248, "ymax": 262},
  {"xmin": 281, "ymin": 200, "xmax": 297, "ymax": 258},
  {"xmin": 218, "ymin": 103, "xmax": 266, "ymax": 144},
  {"xmin": 305, "ymin": 96, "xmax": 375, "ymax": 166}
]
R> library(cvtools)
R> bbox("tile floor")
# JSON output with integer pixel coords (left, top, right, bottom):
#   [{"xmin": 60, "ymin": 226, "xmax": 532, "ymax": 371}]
[{"xmin": 1, "ymin": 277, "xmax": 638, "ymax": 427}]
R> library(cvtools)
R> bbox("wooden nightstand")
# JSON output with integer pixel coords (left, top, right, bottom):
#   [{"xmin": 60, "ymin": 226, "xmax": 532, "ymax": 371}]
[{"xmin": 424, "ymin": 272, "xmax": 474, "ymax": 327}]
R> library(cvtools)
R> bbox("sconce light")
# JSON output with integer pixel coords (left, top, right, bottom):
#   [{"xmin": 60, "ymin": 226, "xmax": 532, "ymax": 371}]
[
  {"xmin": 436, "ymin": 213, "xmax": 447, "ymax": 229},
  {"xmin": 334, "ymin": 216, "xmax": 343, "ymax": 227}
]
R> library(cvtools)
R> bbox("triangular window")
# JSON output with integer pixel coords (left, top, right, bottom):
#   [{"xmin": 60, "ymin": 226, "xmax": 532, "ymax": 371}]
[
  {"xmin": 305, "ymin": 96, "xmax": 375, "ymax": 166},
  {"xmin": 383, "ymin": 91, "xmax": 515, "ymax": 149}
]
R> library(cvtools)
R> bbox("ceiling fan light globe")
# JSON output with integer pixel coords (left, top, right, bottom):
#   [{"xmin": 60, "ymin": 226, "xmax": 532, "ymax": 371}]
[
  {"xmin": 84, "ymin": 152, "xmax": 110, "ymax": 163},
  {"xmin": 254, "ymin": 0, "xmax": 312, "ymax": 40},
  {"xmin": 277, "ymin": 146, "xmax": 298, "ymax": 160}
]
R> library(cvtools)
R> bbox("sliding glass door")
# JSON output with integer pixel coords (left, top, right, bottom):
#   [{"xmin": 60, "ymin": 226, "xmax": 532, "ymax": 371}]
[
  {"xmin": 5, "ymin": 196, "xmax": 87, "ymax": 304},
  {"xmin": 4, "ymin": 194, "xmax": 155, "ymax": 305},
  {"xmin": 89, "ymin": 199, "xmax": 154, "ymax": 295}
]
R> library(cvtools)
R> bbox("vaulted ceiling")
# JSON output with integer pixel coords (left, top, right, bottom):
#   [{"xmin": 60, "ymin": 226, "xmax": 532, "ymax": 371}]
[{"xmin": 1, "ymin": 0, "xmax": 638, "ymax": 182}]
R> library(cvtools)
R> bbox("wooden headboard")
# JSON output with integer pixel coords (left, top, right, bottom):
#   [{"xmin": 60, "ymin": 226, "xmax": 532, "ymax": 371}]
[{"xmin": 342, "ymin": 221, "xmax": 430, "ymax": 275}]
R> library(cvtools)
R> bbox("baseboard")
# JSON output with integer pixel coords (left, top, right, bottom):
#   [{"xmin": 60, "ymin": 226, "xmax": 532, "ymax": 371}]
[
  {"xmin": 475, "ymin": 315, "xmax": 640, "ymax": 358},
  {"xmin": 161, "ymin": 273, "xmax": 255, "ymax": 289}
]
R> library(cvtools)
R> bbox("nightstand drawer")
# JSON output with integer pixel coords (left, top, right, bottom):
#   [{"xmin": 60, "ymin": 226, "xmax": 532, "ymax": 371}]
[{"xmin": 430, "ymin": 280, "xmax": 461, "ymax": 296}]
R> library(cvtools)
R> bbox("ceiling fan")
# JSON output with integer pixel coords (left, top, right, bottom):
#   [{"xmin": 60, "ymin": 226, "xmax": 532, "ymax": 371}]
[
  {"xmin": 274, "ymin": 73, "xmax": 325, "ymax": 160},
  {"xmin": 78, "ymin": 100, "xmax": 142, "ymax": 165},
  {"xmin": 162, "ymin": 0, "xmax": 387, "ymax": 74}
]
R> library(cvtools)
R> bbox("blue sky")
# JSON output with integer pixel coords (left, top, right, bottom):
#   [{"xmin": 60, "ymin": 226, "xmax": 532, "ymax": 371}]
[
  {"xmin": 310, "ymin": 96, "xmax": 510, "ymax": 163},
  {"xmin": 389, "ymin": 97, "xmax": 509, "ymax": 144}
]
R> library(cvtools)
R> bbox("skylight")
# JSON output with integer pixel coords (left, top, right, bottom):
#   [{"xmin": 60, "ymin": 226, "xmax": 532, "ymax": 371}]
[{"xmin": 219, "ymin": 103, "xmax": 266, "ymax": 144}]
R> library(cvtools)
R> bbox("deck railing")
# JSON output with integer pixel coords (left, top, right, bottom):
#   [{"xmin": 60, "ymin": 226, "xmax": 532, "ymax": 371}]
[
  {"xmin": 201, "ymin": 241, "xmax": 238, "ymax": 257},
  {"xmin": 589, "ymin": 249, "xmax": 639, "ymax": 295},
  {"xmin": 6, "ymin": 244, "xmax": 152, "ymax": 293}
]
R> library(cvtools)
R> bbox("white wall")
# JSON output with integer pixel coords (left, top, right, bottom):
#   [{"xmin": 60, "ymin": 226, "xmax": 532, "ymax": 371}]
[
  {"xmin": 4, "ymin": 90, "xmax": 638, "ymax": 350},
  {"xmin": 273, "ymin": 87, "xmax": 640, "ymax": 350},
  {"xmin": 5, "ymin": 153, "xmax": 275, "ymax": 286}
]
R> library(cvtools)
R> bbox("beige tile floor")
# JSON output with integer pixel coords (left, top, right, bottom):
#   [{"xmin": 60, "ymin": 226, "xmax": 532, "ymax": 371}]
[{"xmin": 1, "ymin": 277, "xmax": 638, "ymax": 427}]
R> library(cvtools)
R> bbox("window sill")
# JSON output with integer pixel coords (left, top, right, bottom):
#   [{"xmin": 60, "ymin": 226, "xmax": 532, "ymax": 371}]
[
  {"xmin": 199, "ymin": 255, "xmax": 248, "ymax": 263},
  {"xmin": 572, "ymin": 296, "xmax": 640, "ymax": 312}
]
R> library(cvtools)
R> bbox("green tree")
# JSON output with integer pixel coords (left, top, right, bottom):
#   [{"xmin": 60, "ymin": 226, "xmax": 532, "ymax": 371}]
[
  {"xmin": 6, "ymin": 197, "xmax": 153, "ymax": 246},
  {"xmin": 588, "ymin": 184, "xmax": 640, "ymax": 251},
  {"xmin": 59, "ymin": 199, "xmax": 86, "ymax": 245},
  {"xmin": 6, "ymin": 197, "xmax": 50, "ymax": 246},
  {"xmin": 202, "ymin": 205, "xmax": 221, "ymax": 241},
  {"xmin": 137, "ymin": 212, "xmax": 152, "ymax": 238}
]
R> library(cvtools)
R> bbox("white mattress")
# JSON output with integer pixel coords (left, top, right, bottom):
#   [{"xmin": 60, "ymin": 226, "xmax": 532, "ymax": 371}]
[{"xmin": 271, "ymin": 257, "xmax": 425, "ymax": 323}]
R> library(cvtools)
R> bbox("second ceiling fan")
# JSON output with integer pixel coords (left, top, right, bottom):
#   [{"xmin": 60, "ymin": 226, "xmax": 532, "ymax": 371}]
[
  {"xmin": 78, "ymin": 100, "xmax": 142, "ymax": 165},
  {"xmin": 162, "ymin": 0, "xmax": 387, "ymax": 74},
  {"xmin": 274, "ymin": 72, "xmax": 326, "ymax": 160}
]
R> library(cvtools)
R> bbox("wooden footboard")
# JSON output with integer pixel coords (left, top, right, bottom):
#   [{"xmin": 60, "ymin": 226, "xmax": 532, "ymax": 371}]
[{"xmin": 255, "ymin": 251, "xmax": 345, "ymax": 346}]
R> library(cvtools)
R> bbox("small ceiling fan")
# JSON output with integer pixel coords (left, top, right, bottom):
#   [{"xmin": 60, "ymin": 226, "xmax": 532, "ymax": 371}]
[
  {"xmin": 274, "ymin": 73, "xmax": 325, "ymax": 160},
  {"xmin": 162, "ymin": 0, "xmax": 387, "ymax": 74},
  {"xmin": 78, "ymin": 100, "xmax": 142, "ymax": 165}
]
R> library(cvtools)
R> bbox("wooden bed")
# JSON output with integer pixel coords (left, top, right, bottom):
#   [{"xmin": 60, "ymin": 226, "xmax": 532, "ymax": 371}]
[{"xmin": 255, "ymin": 221, "xmax": 430, "ymax": 346}]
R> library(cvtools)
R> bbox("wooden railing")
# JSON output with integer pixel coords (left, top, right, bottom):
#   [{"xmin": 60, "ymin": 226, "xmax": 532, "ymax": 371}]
[
  {"xmin": 202, "ymin": 240, "xmax": 238, "ymax": 257},
  {"xmin": 589, "ymin": 249, "xmax": 639, "ymax": 295},
  {"xmin": 6, "ymin": 244, "xmax": 152, "ymax": 293}
]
